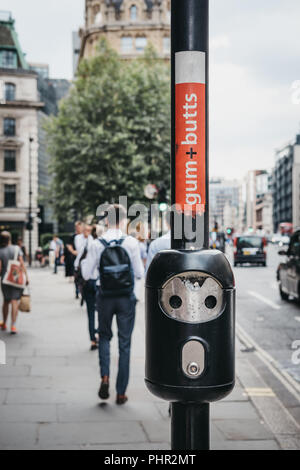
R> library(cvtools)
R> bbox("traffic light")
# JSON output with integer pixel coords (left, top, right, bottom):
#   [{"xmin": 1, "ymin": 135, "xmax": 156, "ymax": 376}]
[
  {"xmin": 157, "ymin": 185, "xmax": 168, "ymax": 212},
  {"xmin": 226, "ymin": 228, "xmax": 232, "ymax": 235}
]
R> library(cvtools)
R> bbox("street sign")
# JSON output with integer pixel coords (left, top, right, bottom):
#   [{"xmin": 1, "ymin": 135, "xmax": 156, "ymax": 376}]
[{"xmin": 175, "ymin": 51, "xmax": 206, "ymax": 214}]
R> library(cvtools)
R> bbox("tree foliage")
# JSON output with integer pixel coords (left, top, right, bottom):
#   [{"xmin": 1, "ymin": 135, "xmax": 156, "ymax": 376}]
[{"xmin": 45, "ymin": 40, "xmax": 171, "ymax": 220}]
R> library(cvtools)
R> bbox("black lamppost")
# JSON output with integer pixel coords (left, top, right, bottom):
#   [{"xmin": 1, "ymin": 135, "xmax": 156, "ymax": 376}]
[{"xmin": 27, "ymin": 137, "xmax": 34, "ymax": 266}]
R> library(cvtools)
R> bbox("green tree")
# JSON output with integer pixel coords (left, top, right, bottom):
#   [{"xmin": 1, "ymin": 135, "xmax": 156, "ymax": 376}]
[{"xmin": 45, "ymin": 40, "xmax": 170, "ymax": 220}]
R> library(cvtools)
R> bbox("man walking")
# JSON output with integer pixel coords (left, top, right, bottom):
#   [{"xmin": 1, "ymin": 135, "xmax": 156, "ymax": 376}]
[
  {"xmin": 74, "ymin": 224, "xmax": 98, "ymax": 350},
  {"xmin": 50, "ymin": 235, "xmax": 64, "ymax": 274},
  {"xmin": 82, "ymin": 205, "xmax": 144, "ymax": 405}
]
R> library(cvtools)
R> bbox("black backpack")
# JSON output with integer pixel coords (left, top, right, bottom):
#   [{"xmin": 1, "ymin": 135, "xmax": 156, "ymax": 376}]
[{"xmin": 99, "ymin": 238, "xmax": 134, "ymax": 297}]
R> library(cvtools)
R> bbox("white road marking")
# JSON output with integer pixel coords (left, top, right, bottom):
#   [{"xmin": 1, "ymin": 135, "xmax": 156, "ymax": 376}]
[
  {"xmin": 248, "ymin": 291, "xmax": 281, "ymax": 310},
  {"xmin": 270, "ymin": 282, "xmax": 278, "ymax": 290},
  {"xmin": 244, "ymin": 387, "xmax": 276, "ymax": 397},
  {"xmin": 237, "ymin": 323, "xmax": 300, "ymax": 407},
  {"xmin": 295, "ymin": 316, "xmax": 300, "ymax": 323}
]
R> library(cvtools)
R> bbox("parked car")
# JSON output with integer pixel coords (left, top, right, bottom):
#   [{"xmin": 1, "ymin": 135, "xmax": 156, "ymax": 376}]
[
  {"xmin": 277, "ymin": 230, "xmax": 300, "ymax": 301},
  {"xmin": 233, "ymin": 235, "xmax": 267, "ymax": 267},
  {"xmin": 278, "ymin": 235, "xmax": 290, "ymax": 248}
]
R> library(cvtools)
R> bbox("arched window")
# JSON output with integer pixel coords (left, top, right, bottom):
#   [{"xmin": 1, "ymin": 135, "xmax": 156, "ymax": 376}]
[
  {"xmin": 5, "ymin": 83, "xmax": 16, "ymax": 101},
  {"xmin": 130, "ymin": 5, "xmax": 137, "ymax": 21}
]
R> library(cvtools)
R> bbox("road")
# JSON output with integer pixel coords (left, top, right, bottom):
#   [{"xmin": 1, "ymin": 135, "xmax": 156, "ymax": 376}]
[{"xmin": 229, "ymin": 243, "xmax": 300, "ymax": 426}]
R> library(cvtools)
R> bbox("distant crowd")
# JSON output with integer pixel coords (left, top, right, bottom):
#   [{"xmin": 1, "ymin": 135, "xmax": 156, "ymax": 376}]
[{"xmin": 0, "ymin": 205, "xmax": 171, "ymax": 405}]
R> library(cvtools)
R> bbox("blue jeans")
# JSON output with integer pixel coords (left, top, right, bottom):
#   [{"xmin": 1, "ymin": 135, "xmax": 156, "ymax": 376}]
[
  {"xmin": 97, "ymin": 293, "xmax": 136, "ymax": 395},
  {"xmin": 54, "ymin": 257, "xmax": 60, "ymax": 274},
  {"xmin": 83, "ymin": 280, "xmax": 97, "ymax": 342}
]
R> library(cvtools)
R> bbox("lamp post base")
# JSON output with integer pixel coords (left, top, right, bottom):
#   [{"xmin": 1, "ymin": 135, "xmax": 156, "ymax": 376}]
[{"xmin": 171, "ymin": 402, "xmax": 210, "ymax": 450}]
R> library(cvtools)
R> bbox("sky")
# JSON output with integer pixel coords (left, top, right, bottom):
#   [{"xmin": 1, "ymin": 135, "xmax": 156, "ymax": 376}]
[{"xmin": 1, "ymin": 0, "xmax": 300, "ymax": 179}]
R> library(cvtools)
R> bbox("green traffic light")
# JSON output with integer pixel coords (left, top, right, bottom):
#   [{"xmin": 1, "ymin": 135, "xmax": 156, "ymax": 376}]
[{"xmin": 159, "ymin": 203, "xmax": 168, "ymax": 212}]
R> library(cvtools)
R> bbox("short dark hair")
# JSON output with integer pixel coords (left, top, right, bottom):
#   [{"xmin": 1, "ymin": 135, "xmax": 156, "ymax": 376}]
[
  {"xmin": 0, "ymin": 231, "xmax": 11, "ymax": 248},
  {"xmin": 106, "ymin": 204, "xmax": 127, "ymax": 227}
]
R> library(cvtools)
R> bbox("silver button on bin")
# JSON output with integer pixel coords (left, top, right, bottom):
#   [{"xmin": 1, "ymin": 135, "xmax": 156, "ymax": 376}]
[{"xmin": 182, "ymin": 340, "xmax": 205, "ymax": 378}]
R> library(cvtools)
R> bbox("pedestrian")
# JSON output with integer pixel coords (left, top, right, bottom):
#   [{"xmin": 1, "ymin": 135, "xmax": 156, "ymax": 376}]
[
  {"xmin": 75, "ymin": 225, "xmax": 99, "ymax": 351},
  {"xmin": 0, "ymin": 232, "xmax": 29, "ymax": 335},
  {"xmin": 82, "ymin": 204, "xmax": 144, "ymax": 405},
  {"xmin": 146, "ymin": 218, "xmax": 171, "ymax": 271},
  {"xmin": 65, "ymin": 221, "xmax": 84, "ymax": 284},
  {"xmin": 17, "ymin": 237, "xmax": 28, "ymax": 263},
  {"xmin": 50, "ymin": 235, "xmax": 64, "ymax": 274}
]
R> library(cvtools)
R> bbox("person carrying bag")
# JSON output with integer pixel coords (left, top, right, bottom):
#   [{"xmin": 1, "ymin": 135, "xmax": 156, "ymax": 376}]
[
  {"xmin": 82, "ymin": 205, "xmax": 144, "ymax": 405},
  {"xmin": 2, "ymin": 246, "xmax": 26, "ymax": 289},
  {"xmin": 19, "ymin": 287, "xmax": 31, "ymax": 313},
  {"xmin": 0, "ymin": 232, "xmax": 29, "ymax": 335}
]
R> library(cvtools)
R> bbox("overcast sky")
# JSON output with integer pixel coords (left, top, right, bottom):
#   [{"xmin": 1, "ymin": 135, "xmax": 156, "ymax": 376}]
[{"xmin": 1, "ymin": 0, "xmax": 300, "ymax": 179}]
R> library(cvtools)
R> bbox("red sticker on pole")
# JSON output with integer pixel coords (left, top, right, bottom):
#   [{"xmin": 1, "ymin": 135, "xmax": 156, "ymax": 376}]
[{"xmin": 175, "ymin": 51, "xmax": 206, "ymax": 215}]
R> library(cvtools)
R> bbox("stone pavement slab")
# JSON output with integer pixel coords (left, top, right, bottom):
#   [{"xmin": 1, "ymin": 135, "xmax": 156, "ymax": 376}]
[
  {"xmin": 0, "ymin": 404, "xmax": 57, "ymax": 423},
  {"xmin": 38, "ymin": 422, "xmax": 147, "ymax": 447},
  {"xmin": 0, "ymin": 268, "xmax": 292, "ymax": 450}
]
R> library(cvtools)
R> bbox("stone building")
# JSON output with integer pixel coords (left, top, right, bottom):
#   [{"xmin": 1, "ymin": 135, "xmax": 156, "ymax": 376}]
[
  {"xmin": 0, "ymin": 11, "xmax": 43, "ymax": 251},
  {"xmin": 245, "ymin": 170, "xmax": 273, "ymax": 235},
  {"xmin": 79, "ymin": 0, "xmax": 171, "ymax": 60},
  {"xmin": 209, "ymin": 178, "xmax": 243, "ymax": 232}
]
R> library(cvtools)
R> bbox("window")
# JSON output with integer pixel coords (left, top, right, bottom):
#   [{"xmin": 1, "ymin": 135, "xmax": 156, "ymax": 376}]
[
  {"xmin": 5, "ymin": 83, "xmax": 16, "ymax": 101},
  {"xmin": 130, "ymin": 5, "xmax": 137, "ymax": 21},
  {"xmin": 4, "ymin": 184, "xmax": 16, "ymax": 208},
  {"xmin": 136, "ymin": 37, "xmax": 147, "ymax": 52},
  {"xmin": 121, "ymin": 37, "xmax": 133, "ymax": 53},
  {"xmin": 3, "ymin": 118, "xmax": 16, "ymax": 136},
  {"xmin": 0, "ymin": 50, "xmax": 17, "ymax": 69},
  {"xmin": 163, "ymin": 37, "xmax": 170, "ymax": 53},
  {"xmin": 289, "ymin": 234, "xmax": 300, "ymax": 256},
  {"xmin": 4, "ymin": 150, "xmax": 16, "ymax": 172}
]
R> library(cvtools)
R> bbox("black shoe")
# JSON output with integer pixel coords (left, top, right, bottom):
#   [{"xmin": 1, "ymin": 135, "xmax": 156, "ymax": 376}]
[
  {"xmin": 98, "ymin": 377, "xmax": 109, "ymax": 400},
  {"xmin": 116, "ymin": 394, "xmax": 128, "ymax": 405}
]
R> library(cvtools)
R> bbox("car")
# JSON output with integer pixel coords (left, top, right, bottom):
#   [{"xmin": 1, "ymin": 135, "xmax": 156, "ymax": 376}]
[
  {"xmin": 233, "ymin": 235, "xmax": 267, "ymax": 267},
  {"xmin": 277, "ymin": 230, "xmax": 300, "ymax": 301},
  {"xmin": 278, "ymin": 235, "xmax": 290, "ymax": 248}
]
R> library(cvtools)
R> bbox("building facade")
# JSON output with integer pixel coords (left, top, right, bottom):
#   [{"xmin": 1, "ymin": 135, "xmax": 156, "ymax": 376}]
[
  {"xmin": 273, "ymin": 135, "xmax": 300, "ymax": 232},
  {"xmin": 209, "ymin": 178, "xmax": 243, "ymax": 232},
  {"xmin": 0, "ymin": 12, "xmax": 43, "ymax": 251},
  {"xmin": 79, "ymin": 0, "xmax": 171, "ymax": 60},
  {"xmin": 245, "ymin": 170, "xmax": 273, "ymax": 234}
]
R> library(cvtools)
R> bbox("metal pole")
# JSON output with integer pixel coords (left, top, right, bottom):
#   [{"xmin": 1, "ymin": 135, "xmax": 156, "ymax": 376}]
[
  {"xmin": 171, "ymin": 0, "xmax": 209, "ymax": 251},
  {"xmin": 170, "ymin": 0, "xmax": 210, "ymax": 450},
  {"xmin": 28, "ymin": 137, "xmax": 33, "ymax": 266},
  {"xmin": 171, "ymin": 402, "xmax": 210, "ymax": 451}
]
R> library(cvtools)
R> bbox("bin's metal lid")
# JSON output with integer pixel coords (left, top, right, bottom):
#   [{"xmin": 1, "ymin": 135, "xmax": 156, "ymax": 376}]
[{"xmin": 146, "ymin": 249, "xmax": 235, "ymax": 289}]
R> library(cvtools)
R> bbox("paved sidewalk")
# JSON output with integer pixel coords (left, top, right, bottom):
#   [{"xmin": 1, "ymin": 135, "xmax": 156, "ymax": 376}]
[{"xmin": 0, "ymin": 268, "xmax": 295, "ymax": 450}]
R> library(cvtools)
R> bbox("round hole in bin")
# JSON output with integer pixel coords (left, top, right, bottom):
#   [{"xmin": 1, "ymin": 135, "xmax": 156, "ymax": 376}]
[
  {"xmin": 169, "ymin": 295, "xmax": 182, "ymax": 309},
  {"xmin": 205, "ymin": 295, "xmax": 217, "ymax": 309}
]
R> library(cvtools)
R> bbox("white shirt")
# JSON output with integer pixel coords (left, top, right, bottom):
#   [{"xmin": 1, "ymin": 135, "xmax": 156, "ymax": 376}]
[
  {"xmin": 82, "ymin": 229, "xmax": 144, "ymax": 285},
  {"xmin": 74, "ymin": 235, "xmax": 94, "ymax": 270},
  {"xmin": 74, "ymin": 233, "xmax": 87, "ymax": 253},
  {"xmin": 146, "ymin": 231, "xmax": 171, "ymax": 271},
  {"xmin": 49, "ymin": 240, "xmax": 56, "ymax": 251}
]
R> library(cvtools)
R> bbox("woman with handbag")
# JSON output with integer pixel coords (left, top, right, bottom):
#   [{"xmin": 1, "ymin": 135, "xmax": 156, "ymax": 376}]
[{"xmin": 0, "ymin": 232, "xmax": 29, "ymax": 335}]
